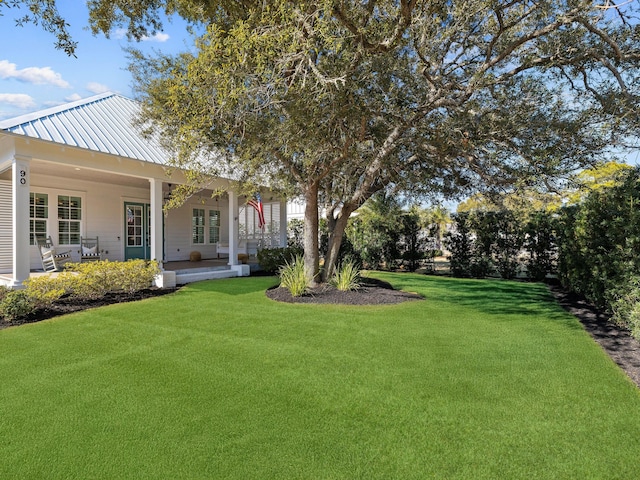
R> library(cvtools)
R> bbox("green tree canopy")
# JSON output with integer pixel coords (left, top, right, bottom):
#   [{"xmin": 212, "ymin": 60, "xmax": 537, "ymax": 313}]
[{"xmin": 6, "ymin": 0, "xmax": 640, "ymax": 282}]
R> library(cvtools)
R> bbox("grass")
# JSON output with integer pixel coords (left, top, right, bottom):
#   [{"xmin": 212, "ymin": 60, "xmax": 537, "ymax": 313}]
[{"xmin": 0, "ymin": 273, "xmax": 639, "ymax": 479}]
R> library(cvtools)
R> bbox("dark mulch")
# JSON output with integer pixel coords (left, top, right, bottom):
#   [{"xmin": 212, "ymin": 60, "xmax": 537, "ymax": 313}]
[
  {"xmin": 549, "ymin": 285, "xmax": 640, "ymax": 389},
  {"xmin": 0, "ymin": 288, "xmax": 178, "ymax": 330},
  {"xmin": 265, "ymin": 277, "xmax": 424, "ymax": 305}
]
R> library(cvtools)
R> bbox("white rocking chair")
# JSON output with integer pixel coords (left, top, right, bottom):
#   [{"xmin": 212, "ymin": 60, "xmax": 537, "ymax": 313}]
[
  {"xmin": 80, "ymin": 236, "xmax": 102, "ymax": 262},
  {"xmin": 36, "ymin": 235, "xmax": 72, "ymax": 272}
]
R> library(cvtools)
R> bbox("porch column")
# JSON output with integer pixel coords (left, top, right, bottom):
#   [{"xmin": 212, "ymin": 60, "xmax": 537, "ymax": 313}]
[
  {"xmin": 149, "ymin": 178, "xmax": 164, "ymax": 264},
  {"xmin": 279, "ymin": 199, "xmax": 288, "ymax": 248},
  {"xmin": 12, "ymin": 156, "xmax": 30, "ymax": 287},
  {"xmin": 227, "ymin": 190, "xmax": 239, "ymax": 266}
]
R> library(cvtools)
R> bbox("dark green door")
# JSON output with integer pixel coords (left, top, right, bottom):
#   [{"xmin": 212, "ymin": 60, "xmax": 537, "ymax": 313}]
[{"xmin": 124, "ymin": 202, "xmax": 151, "ymax": 260}]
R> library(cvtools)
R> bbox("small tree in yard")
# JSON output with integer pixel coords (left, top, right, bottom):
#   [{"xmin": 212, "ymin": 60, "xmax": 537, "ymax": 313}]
[{"xmin": 9, "ymin": 0, "xmax": 640, "ymax": 284}]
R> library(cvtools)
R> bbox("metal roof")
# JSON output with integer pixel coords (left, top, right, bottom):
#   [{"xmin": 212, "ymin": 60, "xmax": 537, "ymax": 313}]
[{"xmin": 0, "ymin": 92, "xmax": 169, "ymax": 165}]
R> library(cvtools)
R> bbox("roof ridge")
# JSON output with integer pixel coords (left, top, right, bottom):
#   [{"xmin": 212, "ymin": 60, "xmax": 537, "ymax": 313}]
[{"xmin": 0, "ymin": 92, "xmax": 128, "ymax": 130}]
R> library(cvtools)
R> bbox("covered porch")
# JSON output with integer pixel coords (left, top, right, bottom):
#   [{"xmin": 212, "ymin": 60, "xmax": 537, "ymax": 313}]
[{"xmin": 0, "ymin": 93, "xmax": 287, "ymax": 289}]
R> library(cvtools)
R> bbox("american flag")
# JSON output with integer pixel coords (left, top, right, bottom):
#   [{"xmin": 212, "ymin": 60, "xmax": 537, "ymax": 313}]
[{"xmin": 247, "ymin": 193, "xmax": 266, "ymax": 229}]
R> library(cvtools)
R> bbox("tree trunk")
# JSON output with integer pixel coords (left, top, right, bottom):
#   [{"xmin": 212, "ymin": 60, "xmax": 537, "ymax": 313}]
[
  {"xmin": 303, "ymin": 184, "xmax": 321, "ymax": 285},
  {"xmin": 321, "ymin": 208, "xmax": 352, "ymax": 282}
]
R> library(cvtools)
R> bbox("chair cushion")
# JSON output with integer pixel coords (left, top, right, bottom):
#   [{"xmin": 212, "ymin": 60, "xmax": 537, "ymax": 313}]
[{"xmin": 82, "ymin": 246, "xmax": 97, "ymax": 255}]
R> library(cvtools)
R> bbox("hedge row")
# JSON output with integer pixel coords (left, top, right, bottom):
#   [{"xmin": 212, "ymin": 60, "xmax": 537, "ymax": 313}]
[
  {"xmin": 555, "ymin": 167, "xmax": 640, "ymax": 339},
  {"xmin": 445, "ymin": 210, "xmax": 556, "ymax": 281}
]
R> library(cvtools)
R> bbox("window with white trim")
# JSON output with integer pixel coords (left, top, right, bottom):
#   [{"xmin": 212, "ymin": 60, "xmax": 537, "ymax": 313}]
[
  {"xmin": 208, "ymin": 210, "xmax": 220, "ymax": 244},
  {"xmin": 58, "ymin": 195, "xmax": 81, "ymax": 245},
  {"xmin": 192, "ymin": 208, "xmax": 205, "ymax": 244},
  {"xmin": 30, "ymin": 192, "xmax": 48, "ymax": 245}
]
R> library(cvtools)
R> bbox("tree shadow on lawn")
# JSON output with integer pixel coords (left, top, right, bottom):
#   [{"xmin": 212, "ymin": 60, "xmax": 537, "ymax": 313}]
[
  {"xmin": 408, "ymin": 276, "xmax": 576, "ymax": 323},
  {"xmin": 183, "ymin": 276, "xmax": 279, "ymax": 296}
]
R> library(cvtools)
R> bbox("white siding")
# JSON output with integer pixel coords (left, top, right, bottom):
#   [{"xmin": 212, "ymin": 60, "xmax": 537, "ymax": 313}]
[
  {"xmin": 164, "ymin": 198, "xmax": 229, "ymax": 261},
  {"xmin": 0, "ymin": 180, "xmax": 12, "ymax": 273},
  {"xmin": 27, "ymin": 173, "xmax": 152, "ymax": 270}
]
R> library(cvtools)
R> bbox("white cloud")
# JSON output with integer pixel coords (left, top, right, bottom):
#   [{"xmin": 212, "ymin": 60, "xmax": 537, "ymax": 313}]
[
  {"xmin": 142, "ymin": 32, "xmax": 170, "ymax": 42},
  {"xmin": 112, "ymin": 28, "xmax": 169, "ymax": 42},
  {"xmin": 0, "ymin": 93, "xmax": 36, "ymax": 109},
  {"xmin": 0, "ymin": 60, "xmax": 70, "ymax": 88},
  {"xmin": 86, "ymin": 82, "xmax": 110, "ymax": 94},
  {"xmin": 65, "ymin": 93, "xmax": 82, "ymax": 102}
]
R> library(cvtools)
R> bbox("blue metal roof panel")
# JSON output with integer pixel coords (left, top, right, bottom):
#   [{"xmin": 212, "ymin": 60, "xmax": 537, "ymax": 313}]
[{"xmin": 0, "ymin": 92, "xmax": 170, "ymax": 165}]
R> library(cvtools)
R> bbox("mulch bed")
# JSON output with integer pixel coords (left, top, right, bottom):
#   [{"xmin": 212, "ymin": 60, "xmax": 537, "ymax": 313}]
[
  {"xmin": 0, "ymin": 288, "xmax": 178, "ymax": 330},
  {"xmin": 265, "ymin": 277, "xmax": 424, "ymax": 305},
  {"xmin": 549, "ymin": 285, "xmax": 640, "ymax": 389}
]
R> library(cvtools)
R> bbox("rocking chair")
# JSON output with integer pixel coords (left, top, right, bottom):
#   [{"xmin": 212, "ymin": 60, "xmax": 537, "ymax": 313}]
[
  {"xmin": 80, "ymin": 236, "xmax": 101, "ymax": 262},
  {"xmin": 36, "ymin": 235, "xmax": 72, "ymax": 272}
]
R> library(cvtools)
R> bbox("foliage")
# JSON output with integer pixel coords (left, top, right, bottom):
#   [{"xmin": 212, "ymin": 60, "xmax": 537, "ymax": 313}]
[
  {"xmin": 23, "ymin": 275, "xmax": 66, "ymax": 309},
  {"xmin": 287, "ymin": 219, "xmax": 304, "ymax": 249},
  {"xmin": 555, "ymin": 167, "xmax": 640, "ymax": 340},
  {"xmin": 446, "ymin": 210, "xmax": 556, "ymax": 280},
  {"xmin": 65, "ymin": 260, "xmax": 160, "ymax": 298},
  {"xmin": 399, "ymin": 209, "xmax": 429, "ymax": 272},
  {"xmin": 330, "ymin": 258, "xmax": 361, "ymax": 292},
  {"xmin": 346, "ymin": 193, "xmax": 403, "ymax": 270},
  {"xmin": 0, "ymin": 286, "xmax": 9, "ymax": 303},
  {"xmin": 524, "ymin": 212, "xmax": 557, "ymax": 282},
  {"xmin": 0, "ymin": 290, "xmax": 35, "ymax": 321},
  {"xmin": 278, "ymin": 255, "xmax": 310, "ymax": 297},
  {"xmin": 345, "ymin": 193, "xmax": 431, "ymax": 272},
  {"xmin": 1, "ymin": 260, "xmax": 161, "ymax": 322},
  {"xmin": 118, "ymin": 0, "xmax": 640, "ymax": 283},
  {"xmin": 10, "ymin": 1, "xmax": 639, "ymax": 283},
  {"xmin": 610, "ymin": 277, "xmax": 640, "ymax": 340},
  {"xmin": 445, "ymin": 213, "xmax": 474, "ymax": 278},
  {"xmin": 257, "ymin": 246, "xmax": 303, "ymax": 274},
  {"xmin": 1, "ymin": 0, "xmax": 77, "ymax": 55}
]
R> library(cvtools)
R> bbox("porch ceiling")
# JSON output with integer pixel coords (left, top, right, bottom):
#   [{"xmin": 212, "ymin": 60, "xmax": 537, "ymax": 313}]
[
  {"xmin": 0, "ymin": 158, "xmax": 151, "ymax": 189},
  {"xmin": 32, "ymin": 158, "xmax": 150, "ymax": 188}
]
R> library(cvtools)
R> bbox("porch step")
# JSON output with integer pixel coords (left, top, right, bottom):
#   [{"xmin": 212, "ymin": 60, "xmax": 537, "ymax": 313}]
[{"xmin": 175, "ymin": 268, "xmax": 238, "ymax": 285}]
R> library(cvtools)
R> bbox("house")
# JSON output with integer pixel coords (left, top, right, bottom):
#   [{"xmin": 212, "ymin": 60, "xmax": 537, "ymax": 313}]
[{"xmin": 0, "ymin": 92, "xmax": 287, "ymax": 288}]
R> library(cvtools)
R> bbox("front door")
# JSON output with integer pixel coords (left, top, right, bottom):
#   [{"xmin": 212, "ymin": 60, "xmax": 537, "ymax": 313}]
[{"xmin": 124, "ymin": 202, "xmax": 151, "ymax": 260}]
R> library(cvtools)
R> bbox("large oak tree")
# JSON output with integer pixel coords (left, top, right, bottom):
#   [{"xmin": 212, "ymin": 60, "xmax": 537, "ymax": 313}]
[{"xmin": 6, "ymin": 0, "xmax": 640, "ymax": 282}]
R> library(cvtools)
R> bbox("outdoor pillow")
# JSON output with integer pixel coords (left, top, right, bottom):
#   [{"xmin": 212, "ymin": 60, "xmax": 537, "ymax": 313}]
[{"xmin": 82, "ymin": 245, "xmax": 97, "ymax": 255}]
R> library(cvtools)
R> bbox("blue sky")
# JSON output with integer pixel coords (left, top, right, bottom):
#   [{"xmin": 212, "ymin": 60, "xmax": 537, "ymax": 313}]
[{"xmin": 0, "ymin": 3, "xmax": 195, "ymax": 120}]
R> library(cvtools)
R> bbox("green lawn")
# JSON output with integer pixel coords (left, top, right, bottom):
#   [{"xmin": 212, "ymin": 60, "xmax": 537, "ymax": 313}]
[{"xmin": 1, "ymin": 274, "xmax": 639, "ymax": 479}]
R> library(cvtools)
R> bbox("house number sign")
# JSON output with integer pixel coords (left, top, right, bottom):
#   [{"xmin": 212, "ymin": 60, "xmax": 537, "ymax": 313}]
[{"xmin": 18, "ymin": 164, "xmax": 28, "ymax": 186}]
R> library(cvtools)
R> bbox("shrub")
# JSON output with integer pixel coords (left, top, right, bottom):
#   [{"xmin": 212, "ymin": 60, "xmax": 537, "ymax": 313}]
[
  {"xmin": 0, "ymin": 285, "xmax": 9, "ymax": 303},
  {"xmin": 610, "ymin": 277, "xmax": 640, "ymax": 341},
  {"xmin": 66, "ymin": 260, "xmax": 160, "ymax": 299},
  {"xmin": 279, "ymin": 255, "xmax": 309, "ymax": 297},
  {"xmin": 23, "ymin": 276, "xmax": 67, "ymax": 309},
  {"xmin": 0, "ymin": 290, "xmax": 35, "ymax": 322},
  {"xmin": 330, "ymin": 258, "xmax": 361, "ymax": 291},
  {"xmin": 445, "ymin": 213, "xmax": 474, "ymax": 277},
  {"xmin": 258, "ymin": 247, "xmax": 303, "ymax": 274}
]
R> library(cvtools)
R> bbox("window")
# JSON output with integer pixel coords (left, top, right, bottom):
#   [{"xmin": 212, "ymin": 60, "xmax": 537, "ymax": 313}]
[
  {"xmin": 58, "ymin": 195, "xmax": 81, "ymax": 245},
  {"xmin": 30, "ymin": 192, "xmax": 48, "ymax": 245},
  {"xmin": 192, "ymin": 208, "xmax": 205, "ymax": 244},
  {"xmin": 208, "ymin": 210, "xmax": 220, "ymax": 244}
]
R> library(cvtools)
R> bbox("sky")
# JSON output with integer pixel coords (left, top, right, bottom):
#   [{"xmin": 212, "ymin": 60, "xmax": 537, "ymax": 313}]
[{"xmin": 0, "ymin": 3, "xmax": 196, "ymax": 120}]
